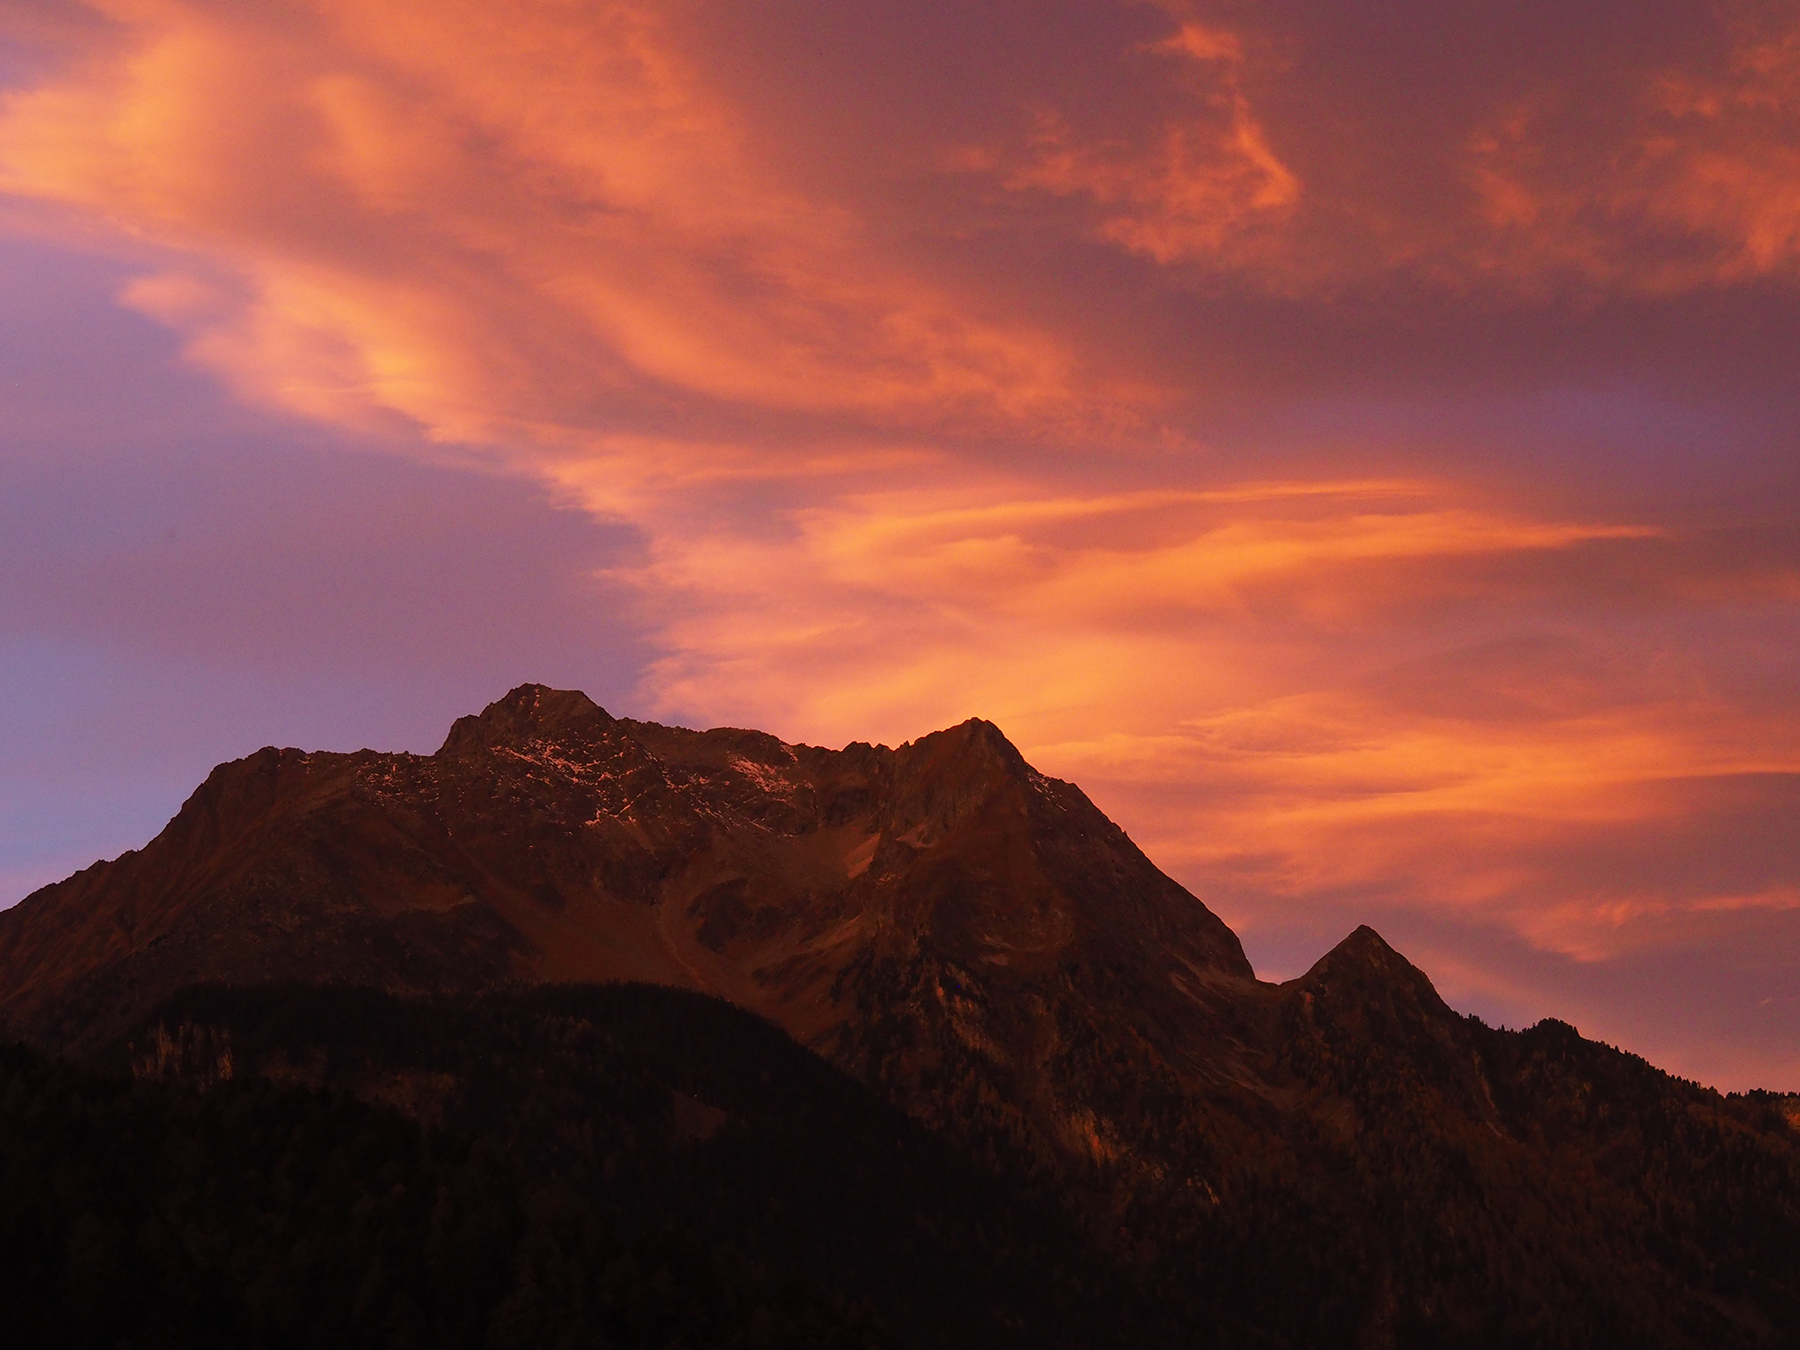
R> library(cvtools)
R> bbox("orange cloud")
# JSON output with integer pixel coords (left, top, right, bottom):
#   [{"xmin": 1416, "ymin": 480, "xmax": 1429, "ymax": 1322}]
[
  {"xmin": 1465, "ymin": 9, "xmax": 1800, "ymax": 292},
  {"xmin": 977, "ymin": 2, "xmax": 1800, "ymax": 296},
  {"xmin": 999, "ymin": 19, "xmax": 1299, "ymax": 266},
  {"xmin": 0, "ymin": 0, "xmax": 1101, "ymax": 471},
  {"xmin": 617, "ymin": 477, "xmax": 1666, "ymax": 746}
]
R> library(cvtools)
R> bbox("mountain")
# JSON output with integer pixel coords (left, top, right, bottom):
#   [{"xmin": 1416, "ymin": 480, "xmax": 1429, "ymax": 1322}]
[
  {"xmin": 0, "ymin": 683, "xmax": 1260, "ymax": 1178},
  {"xmin": 3, "ymin": 684, "xmax": 1799, "ymax": 1348}
]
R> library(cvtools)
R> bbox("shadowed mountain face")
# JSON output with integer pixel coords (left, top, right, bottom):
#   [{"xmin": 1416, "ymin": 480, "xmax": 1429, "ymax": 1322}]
[{"xmin": 5, "ymin": 686, "xmax": 1800, "ymax": 1349}]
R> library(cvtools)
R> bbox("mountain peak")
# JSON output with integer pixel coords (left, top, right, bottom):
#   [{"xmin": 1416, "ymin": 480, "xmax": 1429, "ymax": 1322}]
[
  {"xmin": 894, "ymin": 716, "xmax": 1031, "ymax": 790},
  {"xmin": 436, "ymin": 683, "xmax": 614, "ymax": 756},
  {"xmin": 907, "ymin": 716, "xmax": 1025, "ymax": 759},
  {"xmin": 1289, "ymin": 924, "xmax": 1460, "ymax": 1044},
  {"xmin": 1299, "ymin": 924, "xmax": 1428, "ymax": 987},
  {"xmin": 1323, "ymin": 923, "xmax": 1398, "ymax": 964}
]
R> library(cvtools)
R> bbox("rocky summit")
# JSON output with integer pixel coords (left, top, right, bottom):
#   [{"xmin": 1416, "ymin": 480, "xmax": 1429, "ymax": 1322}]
[{"xmin": 4, "ymin": 685, "xmax": 1800, "ymax": 1349}]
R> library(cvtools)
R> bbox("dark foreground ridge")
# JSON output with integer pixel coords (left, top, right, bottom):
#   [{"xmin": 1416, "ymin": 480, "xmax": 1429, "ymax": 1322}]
[{"xmin": 3, "ymin": 684, "xmax": 1799, "ymax": 1348}]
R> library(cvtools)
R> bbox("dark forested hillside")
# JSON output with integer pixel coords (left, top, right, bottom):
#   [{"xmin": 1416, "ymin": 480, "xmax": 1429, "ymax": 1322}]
[
  {"xmin": 100, "ymin": 981, "xmax": 1145, "ymax": 1350},
  {"xmin": 0, "ymin": 1036, "xmax": 889, "ymax": 1350}
]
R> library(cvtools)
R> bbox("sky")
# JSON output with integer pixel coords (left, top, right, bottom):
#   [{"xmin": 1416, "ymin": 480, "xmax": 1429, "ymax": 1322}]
[{"xmin": 2, "ymin": 0, "xmax": 1798, "ymax": 1089}]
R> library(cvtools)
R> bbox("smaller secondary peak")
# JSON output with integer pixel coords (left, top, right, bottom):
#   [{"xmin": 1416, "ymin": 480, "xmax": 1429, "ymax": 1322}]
[
  {"xmin": 1292, "ymin": 924, "xmax": 1457, "ymax": 1025},
  {"xmin": 437, "ymin": 684, "xmax": 615, "ymax": 757},
  {"xmin": 1336, "ymin": 923, "xmax": 1397, "ymax": 959},
  {"xmin": 1299, "ymin": 924, "xmax": 1414, "ymax": 982}
]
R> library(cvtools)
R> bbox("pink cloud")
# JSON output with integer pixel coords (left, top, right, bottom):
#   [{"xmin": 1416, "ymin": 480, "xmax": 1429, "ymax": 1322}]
[{"xmin": 998, "ymin": 20, "xmax": 1299, "ymax": 266}]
